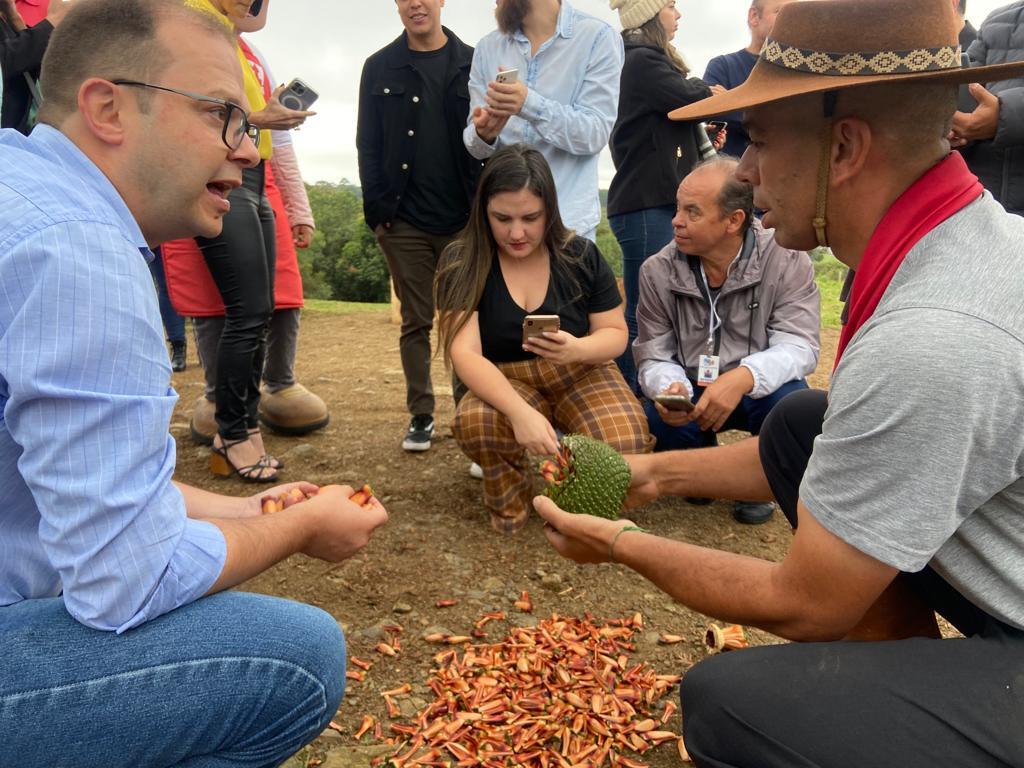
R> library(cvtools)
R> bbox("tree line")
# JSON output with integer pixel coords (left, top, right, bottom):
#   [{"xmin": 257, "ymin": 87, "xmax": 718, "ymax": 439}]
[{"xmin": 300, "ymin": 181, "xmax": 624, "ymax": 303}]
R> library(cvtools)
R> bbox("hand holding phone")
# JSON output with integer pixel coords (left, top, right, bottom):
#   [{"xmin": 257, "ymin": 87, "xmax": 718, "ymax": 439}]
[
  {"xmin": 704, "ymin": 120, "xmax": 728, "ymax": 150},
  {"xmin": 279, "ymin": 78, "xmax": 319, "ymax": 112},
  {"xmin": 522, "ymin": 314, "xmax": 560, "ymax": 345}
]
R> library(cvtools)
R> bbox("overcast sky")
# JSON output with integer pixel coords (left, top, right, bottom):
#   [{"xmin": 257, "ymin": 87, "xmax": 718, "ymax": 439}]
[{"xmin": 248, "ymin": 0, "xmax": 1008, "ymax": 188}]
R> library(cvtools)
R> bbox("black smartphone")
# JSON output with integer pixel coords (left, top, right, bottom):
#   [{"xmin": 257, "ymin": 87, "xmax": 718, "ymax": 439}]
[
  {"xmin": 654, "ymin": 393, "xmax": 695, "ymax": 412},
  {"xmin": 705, "ymin": 120, "xmax": 727, "ymax": 144}
]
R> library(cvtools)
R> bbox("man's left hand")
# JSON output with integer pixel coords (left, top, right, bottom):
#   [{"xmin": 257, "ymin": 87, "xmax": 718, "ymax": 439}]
[
  {"xmin": 950, "ymin": 83, "xmax": 1000, "ymax": 147},
  {"xmin": 485, "ymin": 80, "xmax": 528, "ymax": 117},
  {"xmin": 244, "ymin": 481, "xmax": 320, "ymax": 517},
  {"xmin": 292, "ymin": 225, "xmax": 314, "ymax": 249},
  {"xmin": 691, "ymin": 366, "xmax": 753, "ymax": 431},
  {"xmin": 533, "ymin": 496, "xmax": 635, "ymax": 564}
]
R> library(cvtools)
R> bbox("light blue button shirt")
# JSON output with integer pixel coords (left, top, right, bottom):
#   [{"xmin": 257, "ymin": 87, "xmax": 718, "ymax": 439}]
[
  {"xmin": 463, "ymin": 1, "xmax": 624, "ymax": 236},
  {"xmin": 0, "ymin": 125, "xmax": 226, "ymax": 632}
]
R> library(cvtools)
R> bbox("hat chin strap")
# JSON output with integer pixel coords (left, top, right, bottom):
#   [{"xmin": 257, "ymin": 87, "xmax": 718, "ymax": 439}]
[{"xmin": 812, "ymin": 92, "xmax": 838, "ymax": 248}]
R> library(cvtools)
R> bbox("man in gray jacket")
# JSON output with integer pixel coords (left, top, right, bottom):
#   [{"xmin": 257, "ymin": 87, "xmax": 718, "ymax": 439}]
[
  {"xmin": 634, "ymin": 158, "xmax": 820, "ymax": 524},
  {"xmin": 951, "ymin": 1, "xmax": 1024, "ymax": 215}
]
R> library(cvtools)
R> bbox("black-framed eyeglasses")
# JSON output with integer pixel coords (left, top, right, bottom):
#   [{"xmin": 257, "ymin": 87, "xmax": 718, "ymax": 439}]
[{"xmin": 111, "ymin": 79, "xmax": 260, "ymax": 151}]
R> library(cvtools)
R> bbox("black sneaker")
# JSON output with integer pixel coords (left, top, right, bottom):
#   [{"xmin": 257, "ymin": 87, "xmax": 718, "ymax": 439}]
[
  {"xmin": 733, "ymin": 501, "xmax": 775, "ymax": 525},
  {"xmin": 170, "ymin": 341, "xmax": 186, "ymax": 372},
  {"xmin": 402, "ymin": 414, "xmax": 434, "ymax": 452}
]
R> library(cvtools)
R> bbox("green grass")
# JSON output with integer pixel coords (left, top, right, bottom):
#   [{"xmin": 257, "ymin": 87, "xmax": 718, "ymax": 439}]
[{"xmin": 302, "ymin": 298, "xmax": 389, "ymax": 315}]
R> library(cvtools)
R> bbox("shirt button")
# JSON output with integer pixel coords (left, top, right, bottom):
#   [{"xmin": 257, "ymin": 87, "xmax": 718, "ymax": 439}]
[
  {"xmin": 412, "ymin": 96, "xmax": 420, "ymax": 103},
  {"xmin": 383, "ymin": 88, "xmax": 391, "ymax": 94},
  {"xmin": 401, "ymin": 163, "xmax": 409, "ymax": 170},
  {"xmin": 408, "ymin": 129, "xmax": 415, "ymax": 137}
]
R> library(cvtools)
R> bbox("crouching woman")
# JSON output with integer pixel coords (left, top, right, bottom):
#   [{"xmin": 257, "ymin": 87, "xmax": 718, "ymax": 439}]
[{"xmin": 435, "ymin": 145, "xmax": 653, "ymax": 534}]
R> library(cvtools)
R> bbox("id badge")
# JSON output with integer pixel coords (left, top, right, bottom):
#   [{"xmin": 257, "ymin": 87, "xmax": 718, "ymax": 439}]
[{"xmin": 697, "ymin": 354, "xmax": 720, "ymax": 386}]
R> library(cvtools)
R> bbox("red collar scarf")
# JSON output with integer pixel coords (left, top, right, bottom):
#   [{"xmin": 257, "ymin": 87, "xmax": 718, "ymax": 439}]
[{"xmin": 834, "ymin": 153, "xmax": 983, "ymax": 370}]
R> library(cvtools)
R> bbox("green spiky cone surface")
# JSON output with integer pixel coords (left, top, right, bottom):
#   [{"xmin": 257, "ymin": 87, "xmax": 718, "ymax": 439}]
[{"xmin": 543, "ymin": 434, "xmax": 630, "ymax": 519}]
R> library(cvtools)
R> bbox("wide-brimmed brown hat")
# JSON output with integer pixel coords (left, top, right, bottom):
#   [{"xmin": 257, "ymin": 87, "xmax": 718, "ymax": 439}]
[{"xmin": 671, "ymin": 0, "xmax": 1024, "ymax": 121}]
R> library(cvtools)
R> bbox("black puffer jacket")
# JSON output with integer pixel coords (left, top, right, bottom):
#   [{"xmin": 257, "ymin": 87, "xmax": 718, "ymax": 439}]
[
  {"xmin": 962, "ymin": 2, "xmax": 1024, "ymax": 215},
  {"xmin": 607, "ymin": 43, "xmax": 711, "ymax": 218}
]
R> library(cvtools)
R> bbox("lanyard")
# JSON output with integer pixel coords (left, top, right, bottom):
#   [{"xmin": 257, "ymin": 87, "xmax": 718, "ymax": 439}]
[{"xmin": 699, "ymin": 262, "xmax": 723, "ymax": 355}]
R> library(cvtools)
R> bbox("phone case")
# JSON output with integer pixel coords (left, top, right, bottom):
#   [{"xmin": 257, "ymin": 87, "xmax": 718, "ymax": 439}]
[
  {"xmin": 522, "ymin": 315, "xmax": 559, "ymax": 344},
  {"xmin": 280, "ymin": 79, "xmax": 319, "ymax": 112}
]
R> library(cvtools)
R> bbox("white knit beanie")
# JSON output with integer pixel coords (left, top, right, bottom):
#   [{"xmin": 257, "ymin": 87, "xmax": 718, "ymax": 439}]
[{"xmin": 609, "ymin": 0, "xmax": 671, "ymax": 30}]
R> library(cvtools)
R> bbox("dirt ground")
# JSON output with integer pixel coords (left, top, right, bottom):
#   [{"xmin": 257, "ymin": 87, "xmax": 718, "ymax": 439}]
[{"xmin": 169, "ymin": 308, "xmax": 839, "ymax": 768}]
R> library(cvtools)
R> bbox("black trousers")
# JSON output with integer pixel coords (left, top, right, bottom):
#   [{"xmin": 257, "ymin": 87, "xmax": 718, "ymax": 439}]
[
  {"xmin": 196, "ymin": 162, "xmax": 276, "ymax": 441},
  {"xmin": 682, "ymin": 389, "xmax": 1024, "ymax": 768}
]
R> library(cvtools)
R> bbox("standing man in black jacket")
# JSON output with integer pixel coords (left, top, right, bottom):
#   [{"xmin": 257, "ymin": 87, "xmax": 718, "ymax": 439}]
[{"xmin": 357, "ymin": 0, "xmax": 479, "ymax": 453}]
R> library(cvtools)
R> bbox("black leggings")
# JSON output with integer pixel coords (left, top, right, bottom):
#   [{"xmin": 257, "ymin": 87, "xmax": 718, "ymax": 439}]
[
  {"xmin": 196, "ymin": 162, "xmax": 276, "ymax": 441},
  {"xmin": 682, "ymin": 389, "xmax": 1024, "ymax": 767}
]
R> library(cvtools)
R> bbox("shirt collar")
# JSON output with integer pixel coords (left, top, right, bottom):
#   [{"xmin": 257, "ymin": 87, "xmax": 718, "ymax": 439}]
[
  {"xmin": 29, "ymin": 124, "xmax": 153, "ymax": 259},
  {"xmin": 512, "ymin": 0, "xmax": 575, "ymax": 43}
]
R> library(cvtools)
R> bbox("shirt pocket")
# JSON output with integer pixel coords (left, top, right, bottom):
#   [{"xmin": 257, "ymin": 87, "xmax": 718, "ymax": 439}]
[{"xmin": 371, "ymin": 82, "xmax": 407, "ymax": 99}]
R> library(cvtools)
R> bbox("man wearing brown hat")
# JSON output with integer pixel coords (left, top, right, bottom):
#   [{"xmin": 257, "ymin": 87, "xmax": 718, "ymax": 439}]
[{"xmin": 534, "ymin": 0, "xmax": 1024, "ymax": 763}]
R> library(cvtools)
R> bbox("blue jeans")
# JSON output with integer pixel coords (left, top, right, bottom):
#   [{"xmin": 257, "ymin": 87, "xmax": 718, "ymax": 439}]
[
  {"xmin": 149, "ymin": 246, "xmax": 186, "ymax": 344},
  {"xmin": 0, "ymin": 592, "xmax": 346, "ymax": 768},
  {"xmin": 609, "ymin": 206, "xmax": 676, "ymax": 395},
  {"xmin": 646, "ymin": 378, "xmax": 809, "ymax": 452}
]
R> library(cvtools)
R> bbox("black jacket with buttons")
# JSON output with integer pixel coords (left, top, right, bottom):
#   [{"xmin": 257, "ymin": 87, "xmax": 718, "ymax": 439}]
[{"xmin": 356, "ymin": 27, "xmax": 480, "ymax": 232}]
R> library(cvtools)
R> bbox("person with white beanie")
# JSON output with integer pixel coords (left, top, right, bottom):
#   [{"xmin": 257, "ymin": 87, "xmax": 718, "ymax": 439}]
[{"xmin": 606, "ymin": 0, "xmax": 720, "ymax": 396}]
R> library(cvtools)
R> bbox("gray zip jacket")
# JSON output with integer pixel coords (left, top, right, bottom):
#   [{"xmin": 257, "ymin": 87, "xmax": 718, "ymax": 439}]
[{"xmin": 634, "ymin": 220, "xmax": 820, "ymax": 400}]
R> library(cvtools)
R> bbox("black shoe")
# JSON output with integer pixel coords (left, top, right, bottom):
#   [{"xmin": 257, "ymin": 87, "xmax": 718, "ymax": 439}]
[
  {"xmin": 170, "ymin": 341, "xmax": 186, "ymax": 372},
  {"xmin": 685, "ymin": 497, "xmax": 714, "ymax": 506},
  {"xmin": 402, "ymin": 414, "xmax": 434, "ymax": 452},
  {"xmin": 733, "ymin": 501, "xmax": 775, "ymax": 525}
]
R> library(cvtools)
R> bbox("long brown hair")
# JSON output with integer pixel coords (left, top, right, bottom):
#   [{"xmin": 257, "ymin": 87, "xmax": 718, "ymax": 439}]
[
  {"xmin": 435, "ymin": 144, "xmax": 577, "ymax": 366},
  {"xmin": 623, "ymin": 14, "xmax": 688, "ymax": 75}
]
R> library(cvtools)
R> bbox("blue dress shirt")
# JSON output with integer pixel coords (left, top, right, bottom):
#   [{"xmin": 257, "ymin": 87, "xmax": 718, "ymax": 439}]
[
  {"xmin": 0, "ymin": 125, "xmax": 226, "ymax": 632},
  {"xmin": 463, "ymin": 0, "xmax": 624, "ymax": 236}
]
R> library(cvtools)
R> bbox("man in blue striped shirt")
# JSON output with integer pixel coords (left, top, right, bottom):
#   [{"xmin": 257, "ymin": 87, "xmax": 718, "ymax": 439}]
[{"xmin": 0, "ymin": 1, "xmax": 387, "ymax": 765}]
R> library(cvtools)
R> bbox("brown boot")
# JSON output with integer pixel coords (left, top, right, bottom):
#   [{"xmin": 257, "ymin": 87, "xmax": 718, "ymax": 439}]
[
  {"xmin": 189, "ymin": 395, "xmax": 216, "ymax": 445},
  {"xmin": 258, "ymin": 383, "xmax": 330, "ymax": 435}
]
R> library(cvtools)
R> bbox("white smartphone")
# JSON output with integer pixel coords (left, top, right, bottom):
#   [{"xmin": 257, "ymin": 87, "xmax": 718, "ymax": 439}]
[{"xmin": 495, "ymin": 69, "xmax": 520, "ymax": 85}]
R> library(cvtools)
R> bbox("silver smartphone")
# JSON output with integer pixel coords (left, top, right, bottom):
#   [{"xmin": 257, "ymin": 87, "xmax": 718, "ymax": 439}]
[
  {"xmin": 495, "ymin": 69, "xmax": 520, "ymax": 85},
  {"xmin": 279, "ymin": 78, "xmax": 319, "ymax": 111}
]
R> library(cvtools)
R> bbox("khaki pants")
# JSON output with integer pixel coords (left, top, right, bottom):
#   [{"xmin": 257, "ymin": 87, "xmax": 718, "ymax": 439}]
[
  {"xmin": 375, "ymin": 219, "xmax": 458, "ymax": 417},
  {"xmin": 454, "ymin": 359, "xmax": 653, "ymax": 531}
]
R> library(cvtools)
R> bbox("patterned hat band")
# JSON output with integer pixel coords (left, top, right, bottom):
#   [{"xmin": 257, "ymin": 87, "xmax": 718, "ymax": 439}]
[{"xmin": 760, "ymin": 38, "xmax": 962, "ymax": 77}]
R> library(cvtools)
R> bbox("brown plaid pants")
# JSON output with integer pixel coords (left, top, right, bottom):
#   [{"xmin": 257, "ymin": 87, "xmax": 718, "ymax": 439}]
[{"xmin": 453, "ymin": 359, "xmax": 653, "ymax": 531}]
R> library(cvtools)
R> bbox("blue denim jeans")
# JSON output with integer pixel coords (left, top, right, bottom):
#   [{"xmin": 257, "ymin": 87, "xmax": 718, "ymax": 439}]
[
  {"xmin": 0, "ymin": 592, "xmax": 346, "ymax": 768},
  {"xmin": 646, "ymin": 378, "xmax": 809, "ymax": 451},
  {"xmin": 609, "ymin": 206, "xmax": 676, "ymax": 395},
  {"xmin": 149, "ymin": 246, "xmax": 187, "ymax": 344}
]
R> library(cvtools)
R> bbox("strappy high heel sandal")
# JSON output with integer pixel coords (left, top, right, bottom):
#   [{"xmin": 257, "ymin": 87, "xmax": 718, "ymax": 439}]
[
  {"xmin": 210, "ymin": 436, "xmax": 278, "ymax": 483},
  {"xmin": 248, "ymin": 427, "xmax": 283, "ymax": 469}
]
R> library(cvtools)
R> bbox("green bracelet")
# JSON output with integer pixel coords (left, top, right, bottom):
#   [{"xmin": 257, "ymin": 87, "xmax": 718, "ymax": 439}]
[{"xmin": 608, "ymin": 524, "xmax": 648, "ymax": 563}]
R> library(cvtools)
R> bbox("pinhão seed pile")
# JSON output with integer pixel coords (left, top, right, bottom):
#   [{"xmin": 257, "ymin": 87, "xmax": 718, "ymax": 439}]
[{"xmin": 339, "ymin": 610, "xmax": 694, "ymax": 767}]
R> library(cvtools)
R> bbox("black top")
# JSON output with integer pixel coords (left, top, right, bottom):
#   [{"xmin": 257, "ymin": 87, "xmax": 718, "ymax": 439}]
[
  {"xmin": 607, "ymin": 43, "xmax": 711, "ymax": 217},
  {"xmin": 356, "ymin": 26, "xmax": 481, "ymax": 233},
  {"xmin": 398, "ymin": 42, "xmax": 467, "ymax": 234},
  {"xmin": 0, "ymin": 18, "xmax": 52, "ymax": 134},
  {"xmin": 477, "ymin": 238, "xmax": 622, "ymax": 363}
]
